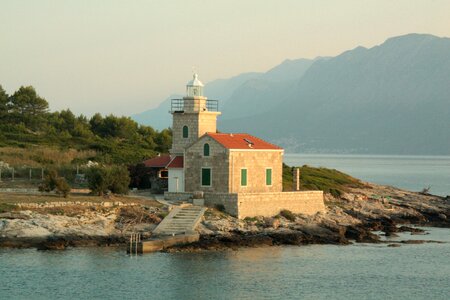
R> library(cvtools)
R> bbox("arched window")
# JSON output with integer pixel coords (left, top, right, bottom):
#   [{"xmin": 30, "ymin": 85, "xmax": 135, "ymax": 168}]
[
  {"xmin": 182, "ymin": 126, "xmax": 189, "ymax": 138},
  {"xmin": 203, "ymin": 143, "xmax": 210, "ymax": 156}
]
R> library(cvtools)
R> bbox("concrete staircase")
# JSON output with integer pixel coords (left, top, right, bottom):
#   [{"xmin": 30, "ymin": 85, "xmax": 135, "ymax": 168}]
[{"xmin": 153, "ymin": 205, "xmax": 206, "ymax": 236}]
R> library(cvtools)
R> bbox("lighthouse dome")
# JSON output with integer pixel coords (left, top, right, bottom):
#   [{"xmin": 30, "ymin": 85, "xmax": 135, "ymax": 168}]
[
  {"xmin": 187, "ymin": 73, "xmax": 204, "ymax": 87},
  {"xmin": 186, "ymin": 73, "xmax": 204, "ymax": 97}
]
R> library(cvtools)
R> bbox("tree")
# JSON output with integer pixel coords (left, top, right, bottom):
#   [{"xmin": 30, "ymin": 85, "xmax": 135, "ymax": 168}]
[
  {"xmin": 86, "ymin": 165, "xmax": 130, "ymax": 195},
  {"xmin": 109, "ymin": 165, "xmax": 131, "ymax": 194},
  {"xmin": 86, "ymin": 166, "xmax": 110, "ymax": 196},
  {"xmin": 0, "ymin": 85, "xmax": 8, "ymax": 120},
  {"xmin": 155, "ymin": 128, "xmax": 172, "ymax": 153},
  {"xmin": 9, "ymin": 86, "xmax": 49, "ymax": 130}
]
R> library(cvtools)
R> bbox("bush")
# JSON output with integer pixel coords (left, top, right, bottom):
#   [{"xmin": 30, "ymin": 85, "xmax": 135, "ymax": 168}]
[
  {"xmin": 0, "ymin": 203, "xmax": 16, "ymax": 213},
  {"xmin": 215, "ymin": 204, "xmax": 225, "ymax": 212},
  {"xmin": 86, "ymin": 165, "xmax": 130, "ymax": 196},
  {"xmin": 280, "ymin": 209, "xmax": 296, "ymax": 222},
  {"xmin": 86, "ymin": 166, "xmax": 110, "ymax": 196},
  {"xmin": 109, "ymin": 165, "xmax": 130, "ymax": 194},
  {"xmin": 55, "ymin": 177, "xmax": 71, "ymax": 198},
  {"xmin": 39, "ymin": 169, "xmax": 71, "ymax": 198}
]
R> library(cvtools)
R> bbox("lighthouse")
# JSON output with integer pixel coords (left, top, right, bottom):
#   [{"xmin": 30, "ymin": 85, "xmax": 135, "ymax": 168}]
[
  {"xmin": 167, "ymin": 74, "xmax": 221, "ymax": 193},
  {"xmin": 169, "ymin": 73, "xmax": 221, "ymax": 156}
]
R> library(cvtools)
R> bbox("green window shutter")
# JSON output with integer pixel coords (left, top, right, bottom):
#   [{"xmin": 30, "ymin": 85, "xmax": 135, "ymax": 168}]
[
  {"xmin": 266, "ymin": 169, "xmax": 272, "ymax": 185},
  {"xmin": 241, "ymin": 169, "xmax": 247, "ymax": 186},
  {"xmin": 202, "ymin": 168, "xmax": 211, "ymax": 186},
  {"xmin": 182, "ymin": 126, "xmax": 189, "ymax": 138},
  {"xmin": 203, "ymin": 143, "xmax": 210, "ymax": 156}
]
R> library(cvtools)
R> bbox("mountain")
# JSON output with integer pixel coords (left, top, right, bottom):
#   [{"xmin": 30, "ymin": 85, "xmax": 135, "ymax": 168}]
[
  {"xmin": 220, "ymin": 58, "xmax": 317, "ymax": 120},
  {"xmin": 220, "ymin": 34, "xmax": 450, "ymax": 155},
  {"xmin": 132, "ymin": 95, "xmax": 179, "ymax": 130},
  {"xmin": 132, "ymin": 72, "xmax": 261, "ymax": 129}
]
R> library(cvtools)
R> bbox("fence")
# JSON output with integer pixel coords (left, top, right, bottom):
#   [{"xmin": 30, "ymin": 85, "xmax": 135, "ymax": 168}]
[{"xmin": 0, "ymin": 166, "xmax": 89, "ymax": 187}]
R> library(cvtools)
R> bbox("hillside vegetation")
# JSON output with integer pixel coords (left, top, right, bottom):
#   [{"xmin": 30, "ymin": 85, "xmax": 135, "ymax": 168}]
[
  {"xmin": 283, "ymin": 164, "xmax": 366, "ymax": 197},
  {"xmin": 0, "ymin": 85, "xmax": 171, "ymax": 167}
]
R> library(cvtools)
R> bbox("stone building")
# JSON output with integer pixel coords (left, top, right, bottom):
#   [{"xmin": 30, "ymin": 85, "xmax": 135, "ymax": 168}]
[{"xmin": 165, "ymin": 74, "xmax": 325, "ymax": 218}]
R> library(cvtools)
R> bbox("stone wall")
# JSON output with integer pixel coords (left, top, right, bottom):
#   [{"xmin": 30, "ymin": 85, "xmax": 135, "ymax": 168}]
[
  {"xmin": 229, "ymin": 150, "xmax": 283, "ymax": 193},
  {"xmin": 236, "ymin": 191, "xmax": 325, "ymax": 219},
  {"xmin": 184, "ymin": 136, "xmax": 230, "ymax": 193},
  {"xmin": 202, "ymin": 190, "xmax": 325, "ymax": 219},
  {"xmin": 164, "ymin": 192, "xmax": 193, "ymax": 202},
  {"xmin": 204, "ymin": 192, "xmax": 239, "ymax": 216}
]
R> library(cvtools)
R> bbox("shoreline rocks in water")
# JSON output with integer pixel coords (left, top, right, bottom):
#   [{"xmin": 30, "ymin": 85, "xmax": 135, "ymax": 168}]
[{"xmin": 1, "ymin": 182, "xmax": 449, "ymax": 251}]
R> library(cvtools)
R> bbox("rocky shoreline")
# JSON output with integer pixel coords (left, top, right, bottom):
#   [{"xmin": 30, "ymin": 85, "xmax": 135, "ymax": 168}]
[
  {"xmin": 1, "ymin": 182, "xmax": 449, "ymax": 251},
  {"xmin": 170, "ymin": 182, "xmax": 450, "ymax": 252}
]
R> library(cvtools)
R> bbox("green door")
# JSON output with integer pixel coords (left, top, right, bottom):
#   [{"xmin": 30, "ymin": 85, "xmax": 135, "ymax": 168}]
[{"xmin": 202, "ymin": 168, "xmax": 211, "ymax": 186}]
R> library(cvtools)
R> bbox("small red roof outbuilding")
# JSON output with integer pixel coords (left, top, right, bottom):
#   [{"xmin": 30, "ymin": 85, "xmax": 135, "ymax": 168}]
[{"xmin": 142, "ymin": 155, "xmax": 171, "ymax": 168}]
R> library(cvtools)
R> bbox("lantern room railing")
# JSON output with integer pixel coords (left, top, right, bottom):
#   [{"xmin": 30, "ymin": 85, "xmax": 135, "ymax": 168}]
[{"xmin": 170, "ymin": 99, "xmax": 219, "ymax": 113}]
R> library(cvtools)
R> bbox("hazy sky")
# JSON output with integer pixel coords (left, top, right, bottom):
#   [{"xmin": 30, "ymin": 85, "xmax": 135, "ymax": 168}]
[{"xmin": 1, "ymin": 0, "xmax": 449, "ymax": 116}]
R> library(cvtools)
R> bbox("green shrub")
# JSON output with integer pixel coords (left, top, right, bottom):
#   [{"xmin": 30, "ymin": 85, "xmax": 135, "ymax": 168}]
[
  {"xmin": 55, "ymin": 177, "xmax": 71, "ymax": 198},
  {"xmin": 0, "ymin": 203, "xmax": 16, "ymax": 213},
  {"xmin": 215, "ymin": 204, "xmax": 225, "ymax": 212},
  {"xmin": 39, "ymin": 169, "xmax": 71, "ymax": 198},
  {"xmin": 109, "ymin": 165, "xmax": 130, "ymax": 194},
  {"xmin": 86, "ymin": 165, "xmax": 130, "ymax": 195},
  {"xmin": 280, "ymin": 209, "xmax": 296, "ymax": 221},
  {"xmin": 86, "ymin": 166, "xmax": 110, "ymax": 196},
  {"xmin": 283, "ymin": 164, "xmax": 365, "ymax": 196}
]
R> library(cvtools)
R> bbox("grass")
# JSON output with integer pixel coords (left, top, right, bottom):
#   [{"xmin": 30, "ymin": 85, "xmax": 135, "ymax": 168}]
[
  {"xmin": 0, "ymin": 203, "xmax": 17, "ymax": 213},
  {"xmin": 283, "ymin": 164, "xmax": 366, "ymax": 197},
  {"xmin": 0, "ymin": 146, "xmax": 96, "ymax": 167}
]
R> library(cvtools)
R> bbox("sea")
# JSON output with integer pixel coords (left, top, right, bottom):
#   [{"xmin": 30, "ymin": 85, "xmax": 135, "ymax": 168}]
[{"xmin": 1, "ymin": 154, "xmax": 450, "ymax": 299}]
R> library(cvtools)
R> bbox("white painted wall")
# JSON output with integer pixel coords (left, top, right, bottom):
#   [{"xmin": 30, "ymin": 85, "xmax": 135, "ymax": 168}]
[{"xmin": 168, "ymin": 168, "xmax": 184, "ymax": 192}]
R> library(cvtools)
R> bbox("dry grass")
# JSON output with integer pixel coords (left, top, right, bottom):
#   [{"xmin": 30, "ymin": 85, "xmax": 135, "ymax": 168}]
[{"xmin": 0, "ymin": 146, "xmax": 96, "ymax": 167}]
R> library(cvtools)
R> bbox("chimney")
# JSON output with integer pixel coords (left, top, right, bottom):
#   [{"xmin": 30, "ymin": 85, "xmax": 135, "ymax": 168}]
[{"xmin": 293, "ymin": 168, "xmax": 300, "ymax": 191}]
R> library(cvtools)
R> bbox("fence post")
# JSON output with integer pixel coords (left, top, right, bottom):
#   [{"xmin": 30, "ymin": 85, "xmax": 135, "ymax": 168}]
[
  {"xmin": 29, "ymin": 169, "xmax": 32, "ymax": 181},
  {"xmin": 12, "ymin": 168, "xmax": 15, "ymax": 182},
  {"xmin": 0, "ymin": 168, "xmax": 2, "ymax": 182},
  {"xmin": 41, "ymin": 168, "xmax": 44, "ymax": 180}
]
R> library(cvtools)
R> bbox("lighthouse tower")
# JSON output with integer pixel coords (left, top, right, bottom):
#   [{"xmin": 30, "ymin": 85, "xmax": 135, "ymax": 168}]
[{"xmin": 170, "ymin": 74, "xmax": 221, "ymax": 155}]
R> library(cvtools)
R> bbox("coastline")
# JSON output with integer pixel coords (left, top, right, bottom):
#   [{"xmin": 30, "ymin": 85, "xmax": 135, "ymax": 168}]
[{"xmin": 1, "ymin": 182, "xmax": 449, "ymax": 251}]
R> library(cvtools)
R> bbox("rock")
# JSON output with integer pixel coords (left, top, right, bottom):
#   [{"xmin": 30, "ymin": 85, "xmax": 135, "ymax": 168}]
[
  {"xmin": 401, "ymin": 240, "xmax": 425, "ymax": 244},
  {"xmin": 384, "ymin": 232, "xmax": 399, "ymax": 237},
  {"xmin": 37, "ymin": 237, "xmax": 67, "ymax": 250},
  {"xmin": 398, "ymin": 226, "xmax": 425, "ymax": 234},
  {"xmin": 387, "ymin": 243, "xmax": 401, "ymax": 247},
  {"xmin": 264, "ymin": 218, "xmax": 280, "ymax": 229},
  {"xmin": 345, "ymin": 225, "xmax": 380, "ymax": 243}
]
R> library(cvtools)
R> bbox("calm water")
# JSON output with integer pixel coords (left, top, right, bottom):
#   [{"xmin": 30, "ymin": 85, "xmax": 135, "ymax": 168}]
[
  {"xmin": 284, "ymin": 154, "xmax": 450, "ymax": 196},
  {"xmin": 0, "ymin": 228, "xmax": 449, "ymax": 299},
  {"xmin": 1, "ymin": 155, "xmax": 450, "ymax": 299}
]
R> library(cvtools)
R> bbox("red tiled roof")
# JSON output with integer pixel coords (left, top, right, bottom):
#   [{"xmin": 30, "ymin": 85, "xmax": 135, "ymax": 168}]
[
  {"xmin": 206, "ymin": 133, "xmax": 282, "ymax": 150},
  {"xmin": 142, "ymin": 155, "xmax": 171, "ymax": 168},
  {"xmin": 167, "ymin": 156, "xmax": 184, "ymax": 168}
]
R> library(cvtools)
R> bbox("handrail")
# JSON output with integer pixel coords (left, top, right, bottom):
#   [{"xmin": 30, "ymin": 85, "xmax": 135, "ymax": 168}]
[{"xmin": 170, "ymin": 99, "xmax": 219, "ymax": 113}]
